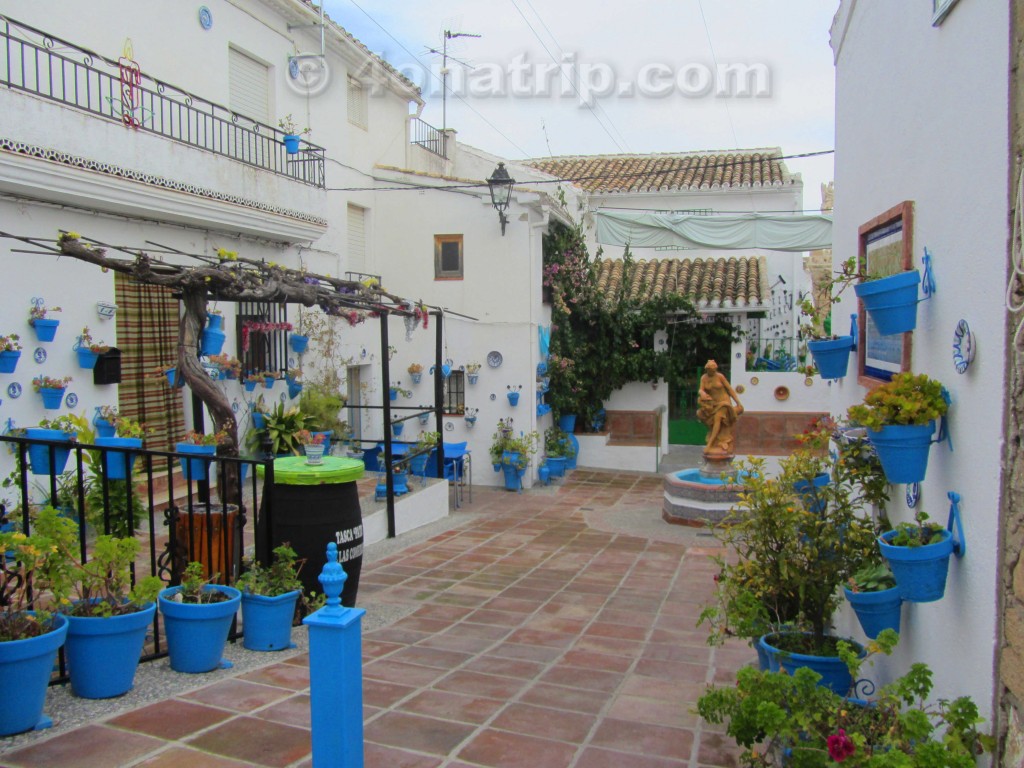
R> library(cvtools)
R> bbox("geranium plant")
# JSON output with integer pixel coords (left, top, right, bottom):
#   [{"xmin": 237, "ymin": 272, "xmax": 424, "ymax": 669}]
[
  {"xmin": 0, "ymin": 334, "xmax": 22, "ymax": 352},
  {"xmin": 28, "ymin": 302, "xmax": 61, "ymax": 324},
  {"xmin": 78, "ymin": 327, "xmax": 110, "ymax": 354},
  {"xmin": 295, "ymin": 430, "xmax": 327, "ymax": 446},
  {"xmin": 407, "ymin": 363, "xmax": 423, "ymax": 374},
  {"xmin": 32, "ymin": 375, "xmax": 72, "ymax": 391},
  {"xmin": 179, "ymin": 429, "xmax": 230, "ymax": 447}
]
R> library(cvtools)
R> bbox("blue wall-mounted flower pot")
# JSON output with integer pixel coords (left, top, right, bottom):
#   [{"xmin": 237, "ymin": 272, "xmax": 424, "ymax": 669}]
[
  {"xmin": 31, "ymin": 318, "xmax": 59, "ymax": 342},
  {"xmin": 77, "ymin": 348, "xmax": 99, "ymax": 369},
  {"xmin": 878, "ymin": 528, "xmax": 954, "ymax": 603},
  {"xmin": 39, "ymin": 387, "xmax": 65, "ymax": 410},
  {"xmin": 807, "ymin": 336, "xmax": 854, "ymax": 379},
  {"xmin": 867, "ymin": 421, "xmax": 935, "ymax": 484},
  {"xmin": 95, "ymin": 437, "xmax": 143, "ymax": 480},
  {"xmin": 507, "ymin": 392, "xmax": 520, "ymax": 407},
  {"xmin": 176, "ymin": 443, "xmax": 217, "ymax": 481},
  {"xmin": 26, "ymin": 427, "xmax": 73, "ymax": 475},
  {"xmin": 0, "ymin": 350, "xmax": 20, "ymax": 374},
  {"xmin": 289, "ymin": 334, "xmax": 309, "ymax": 354},
  {"xmin": 855, "ymin": 270, "xmax": 920, "ymax": 336},
  {"xmin": 843, "ymin": 586, "xmax": 902, "ymax": 639},
  {"xmin": 283, "ymin": 134, "xmax": 300, "ymax": 155}
]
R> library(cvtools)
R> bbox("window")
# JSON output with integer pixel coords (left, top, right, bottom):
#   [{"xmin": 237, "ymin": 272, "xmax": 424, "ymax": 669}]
[
  {"xmin": 443, "ymin": 371, "xmax": 466, "ymax": 415},
  {"xmin": 237, "ymin": 301, "xmax": 289, "ymax": 377},
  {"xmin": 228, "ymin": 48, "xmax": 270, "ymax": 124},
  {"xmin": 347, "ymin": 204, "xmax": 367, "ymax": 270},
  {"xmin": 434, "ymin": 234, "xmax": 464, "ymax": 279},
  {"xmin": 347, "ymin": 76, "xmax": 367, "ymax": 129}
]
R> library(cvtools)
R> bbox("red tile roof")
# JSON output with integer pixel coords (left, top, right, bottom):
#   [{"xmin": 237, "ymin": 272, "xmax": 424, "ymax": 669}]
[
  {"xmin": 525, "ymin": 150, "xmax": 793, "ymax": 194},
  {"xmin": 595, "ymin": 256, "xmax": 768, "ymax": 309}
]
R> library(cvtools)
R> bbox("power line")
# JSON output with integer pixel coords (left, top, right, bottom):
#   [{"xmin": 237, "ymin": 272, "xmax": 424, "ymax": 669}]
[
  {"xmin": 344, "ymin": 0, "xmax": 530, "ymax": 157},
  {"xmin": 324, "ymin": 148, "xmax": 835, "ymax": 193},
  {"xmin": 696, "ymin": 0, "xmax": 739, "ymax": 149}
]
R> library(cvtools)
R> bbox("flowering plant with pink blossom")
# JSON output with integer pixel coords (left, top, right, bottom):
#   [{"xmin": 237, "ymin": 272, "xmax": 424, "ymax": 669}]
[{"xmin": 697, "ymin": 631, "xmax": 993, "ymax": 767}]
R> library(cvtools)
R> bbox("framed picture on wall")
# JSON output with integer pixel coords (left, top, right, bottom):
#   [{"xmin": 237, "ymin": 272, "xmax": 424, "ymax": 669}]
[{"xmin": 857, "ymin": 201, "xmax": 914, "ymax": 383}]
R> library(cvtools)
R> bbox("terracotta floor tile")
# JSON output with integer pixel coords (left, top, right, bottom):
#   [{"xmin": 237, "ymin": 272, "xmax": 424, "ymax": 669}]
[
  {"xmin": 461, "ymin": 654, "xmax": 547, "ymax": 680},
  {"xmin": 252, "ymin": 694, "xmax": 312, "ymax": 728},
  {"xmin": 398, "ymin": 689, "xmax": 505, "ymax": 724},
  {"xmin": 237, "ymin": 661, "xmax": 311, "ymax": 690},
  {"xmin": 697, "ymin": 731, "xmax": 744, "ymax": 767},
  {"xmin": 433, "ymin": 669, "xmax": 530, "ymax": 700},
  {"xmin": 490, "ymin": 702, "xmax": 596, "ymax": 743},
  {"xmin": 132, "ymin": 746, "xmax": 256, "ymax": 768},
  {"xmin": 488, "ymin": 641, "xmax": 566, "ymax": 664},
  {"xmin": 561, "ymin": 649, "xmax": 634, "ymax": 673},
  {"xmin": 364, "ymin": 711, "xmax": 476, "ymax": 755},
  {"xmin": 186, "ymin": 716, "xmax": 311, "ymax": 767},
  {"xmin": 182, "ymin": 679, "xmax": 293, "ymax": 712},
  {"xmin": 619, "ymin": 676, "xmax": 707, "ymax": 704},
  {"xmin": 574, "ymin": 746, "xmax": 690, "ymax": 767},
  {"xmin": 364, "ymin": 659, "xmax": 448, "ymax": 687},
  {"xmin": 518, "ymin": 682, "xmax": 606, "ymax": 714},
  {"xmin": 388, "ymin": 645, "xmax": 474, "ymax": 670},
  {"xmin": 539, "ymin": 664, "xmax": 624, "ymax": 693},
  {"xmin": 605, "ymin": 694, "xmax": 701, "ymax": 729},
  {"xmin": 635, "ymin": 657, "xmax": 710, "ymax": 682},
  {"xmin": 456, "ymin": 728, "xmax": 577, "ymax": 768},
  {"xmin": 464, "ymin": 608, "xmax": 530, "ymax": 627},
  {"xmin": 107, "ymin": 699, "xmax": 233, "ymax": 740},
  {"xmin": 364, "ymin": 743, "xmax": 445, "ymax": 768},
  {"xmin": 589, "ymin": 718, "xmax": 695, "ymax": 757},
  {"xmin": 363, "ymin": 678, "xmax": 418, "ymax": 708},
  {"xmin": 3, "ymin": 724, "xmax": 164, "ymax": 768}
]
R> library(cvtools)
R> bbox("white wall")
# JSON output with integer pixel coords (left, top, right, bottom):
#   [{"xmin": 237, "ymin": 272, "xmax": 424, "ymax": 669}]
[{"xmin": 831, "ymin": 0, "xmax": 1009, "ymax": 723}]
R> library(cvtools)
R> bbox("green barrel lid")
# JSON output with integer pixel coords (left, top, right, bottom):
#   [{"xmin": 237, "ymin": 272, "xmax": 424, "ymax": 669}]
[{"xmin": 256, "ymin": 456, "xmax": 364, "ymax": 485}]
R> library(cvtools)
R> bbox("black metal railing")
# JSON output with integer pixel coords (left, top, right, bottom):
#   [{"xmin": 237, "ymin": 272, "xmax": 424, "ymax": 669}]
[
  {"xmin": 410, "ymin": 117, "xmax": 446, "ymax": 158},
  {"xmin": 0, "ymin": 432, "xmax": 267, "ymax": 680},
  {"xmin": 0, "ymin": 15, "xmax": 326, "ymax": 188}
]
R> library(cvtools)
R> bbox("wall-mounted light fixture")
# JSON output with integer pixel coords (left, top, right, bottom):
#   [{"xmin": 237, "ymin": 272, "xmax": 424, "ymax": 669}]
[{"xmin": 486, "ymin": 162, "xmax": 515, "ymax": 236}]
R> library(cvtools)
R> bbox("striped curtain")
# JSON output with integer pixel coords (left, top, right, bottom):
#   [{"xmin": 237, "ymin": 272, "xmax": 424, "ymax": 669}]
[{"xmin": 115, "ymin": 274, "xmax": 184, "ymax": 453}]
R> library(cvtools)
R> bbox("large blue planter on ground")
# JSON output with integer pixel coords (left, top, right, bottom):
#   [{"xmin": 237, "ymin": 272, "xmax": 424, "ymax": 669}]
[
  {"xmin": 793, "ymin": 472, "xmax": 830, "ymax": 513},
  {"xmin": 807, "ymin": 336, "xmax": 854, "ymax": 379},
  {"xmin": 158, "ymin": 585, "xmax": 241, "ymax": 673},
  {"xmin": 0, "ymin": 613, "xmax": 68, "ymax": 735},
  {"xmin": 866, "ymin": 421, "xmax": 935, "ymax": 484},
  {"xmin": 759, "ymin": 632, "xmax": 864, "ymax": 696},
  {"xmin": 25, "ymin": 428, "xmax": 73, "ymax": 475},
  {"xmin": 501, "ymin": 463, "xmax": 524, "ymax": 492},
  {"xmin": 176, "ymin": 443, "xmax": 217, "ymax": 482},
  {"xmin": 843, "ymin": 586, "xmax": 902, "ymax": 639},
  {"xmin": 878, "ymin": 528, "xmax": 954, "ymax": 603},
  {"xmin": 95, "ymin": 437, "xmax": 143, "ymax": 481},
  {"xmin": 64, "ymin": 602, "xmax": 156, "ymax": 699},
  {"xmin": 546, "ymin": 456, "xmax": 567, "ymax": 478},
  {"xmin": 855, "ymin": 270, "xmax": 920, "ymax": 336},
  {"xmin": 241, "ymin": 591, "xmax": 301, "ymax": 652}
]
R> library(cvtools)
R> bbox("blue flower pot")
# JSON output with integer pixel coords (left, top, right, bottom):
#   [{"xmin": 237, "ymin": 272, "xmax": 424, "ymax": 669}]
[
  {"xmin": 165, "ymin": 368, "xmax": 182, "ymax": 388},
  {"xmin": 546, "ymin": 456, "xmax": 566, "ymax": 478},
  {"xmin": 468, "ymin": 373, "xmax": 479, "ymax": 385},
  {"xmin": 263, "ymin": 376, "xmax": 276, "ymax": 390},
  {"xmin": 76, "ymin": 348, "xmax": 99, "ymax": 369},
  {"xmin": 557, "ymin": 414, "xmax": 577, "ymax": 433},
  {"xmin": 253, "ymin": 413, "xmax": 266, "ymax": 430},
  {"xmin": 507, "ymin": 392, "xmax": 520, "ymax": 407},
  {"xmin": 759, "ymin": 632, "xmax": 865, "ymax": 695},
  {"xmin": 241, "ymin": 591, "xmax": 300, "ymax": 652},
  {"xmin": 25, "ymin": 427, "xmax": 73, "ymax": 475},
  {"xmin": 0, "ymin": 350, "xmax": 20, "ymax": 374},
  {"xmin": 283, "ymin": 134, "xmax": 301, "ymax": 155},
  {"xmin": 31, "ymin": 318, "xmax": 59, "ymax": 342},
  {"xmin": 200, "ymin": 325, "xmax": 225, "ymax": 356},
  {"xmin": 39, "ymin": 387, "xmax": 65, "ymax": 410},
  {"xmin": 855, "ymin": 270, "xmax": 920, "ymax": 336},
  {"xmin": 793, "ymin": 472, "xmax": 830, "ymax": 513},
  {"xmin": 244, "ymin": 380, "xmax": 257, "ymax": 392},
  {"xmin": 95, "ymin": 437, "xmax": 143, "ymax": 481},
  {"xmin": 0, "ymin": 613, "xmax": 68, "ymax": 735},
  {"xmin": 410, "ymin": 372, "xmax": 422, "ymax": 384},
  {"xmin": 158, "ymin": 585, "xmax": 241, "ymax": 673},
  {"xmin": 94, "ymin": 418, "xmax": 116, "ymax": 439},
  {"xmin": 879, "ymin": 528, "xmax": 954, "ymax": 603},
  {"xmin": 867, "ymin": 421, "xmax": 935, "ymax": 484},
  {"xmin": 538, "ymin": 465, "xmax": 550, "ymax": 485},
  {"xmin": 176, "ymin": 443, "xmax": 217, "ymax": 482},
  {"xmin": 566, "ymin": 434, "xmax": 580, "ymax": 470},
  {"xmin": 409, "ymin": 452, "xmax": 429, "ymax": 477},
  {"xmin": 392, "ymin": 423, "xmax": 404, "ymax": 437},
  {"xmin": 64, "ymin": 602, "xmax": 156, "ymax": 698},
  {"xmin": 501, "ymin": 463, "xmax": 524, "ymax": 492},
  {"xmin": 289, "ymin": 334, "xmax": 309, "ymax": 354},
  {"xmin": 389, "ymin": 389, "xmax": 399, "ymax": 401},
  {"xmin": 288, "ymin": 382, "xmax": 303, "ymax": 399},
  {"xmin": 807, "ymin": 336, "xmax": 854, "ymax": 379},
  {"xmin": 843, "ymin": 586, "xmax": 902, "ymax": 639}
]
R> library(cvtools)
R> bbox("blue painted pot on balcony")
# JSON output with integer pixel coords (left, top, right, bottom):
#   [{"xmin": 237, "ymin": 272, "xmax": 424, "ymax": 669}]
[{"xmin": 283, "ymin": 134, "xmax": 301, "ymax": 155}]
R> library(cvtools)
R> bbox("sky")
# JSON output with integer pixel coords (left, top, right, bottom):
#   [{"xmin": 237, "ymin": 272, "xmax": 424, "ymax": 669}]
[{"xmin": 325, "ymin": 0, "xmax": 839, "ymax": 211}]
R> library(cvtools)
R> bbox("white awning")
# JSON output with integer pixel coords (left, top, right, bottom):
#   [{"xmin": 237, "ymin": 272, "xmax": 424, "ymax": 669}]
[{"xmin": 593, "ymin": 210, "xmax": 832, "ymax": 252}]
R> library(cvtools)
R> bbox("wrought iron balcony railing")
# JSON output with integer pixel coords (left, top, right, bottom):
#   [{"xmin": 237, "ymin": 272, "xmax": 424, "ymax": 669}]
[
  {"xmin": 0, "ymin": 15, "xmax": 326, "ymax": 188},
  {"xmin": 410, "ymin": 117, "xmax": 447, "ymax": 158}
]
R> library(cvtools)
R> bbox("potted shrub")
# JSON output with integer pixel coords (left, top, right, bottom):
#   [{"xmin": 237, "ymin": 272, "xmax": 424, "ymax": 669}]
[
  {"xmin": 847, "ymin": 372, "xmax": 949, "ymax": 484},
  {"xmin": 543, "ymin": 426, "xmax": 575, "ymax": 478},
  {"xmin": 42, "ymin": 512, "xmax": 163, "ymax": 699},
  {"xmin": 844, "ymin": 559, "xmax": 902, "ymax": 639},
  {"xmin": 246, "ymin": 403, "xmax": 314, "ymax": 457},
  {"xmin": 208, "ymin": 353, "xmax": 241, "ymax": 380},
  {"xmin": 698, "ymin": 631, "xmax": 994, "ymax": 767},
  {"xmin": 176, "ymin": 429, "xmax": 230, "ymax": 482},
  {"xmin": 94, "ymin": 414, "xmax": 146, "ymax": 481},
  {"xmin": 298, "ymin": 381, "xmax": 348, "ymax": 437},
  {"xmin": 243, "ymin": 371, "xmax": 262, "ymax": 392},
  {"xmin": 289, "ymin": 312, "xmax": 309, "ymax": 354},
  {"xmin": 701, "ymin": 446, "xmax": 879, "ymax": 695},
  {"xmin": 32, "ymin": 374, "xmax": 72, "ymax": 410},
  {"xmin": 296, "ymin": 429, "xmax": 328, "ymax": 465},
  {"xmin": 389, "ymin": 384, "xmax": 411, "ymax": 401},
  {"xmin": 0, "ymin": 333, "xmax": 22, "ymax": 374},
  {"xmin": 75, "ymin": 326, "xmax": 110, "ymax": 369},
  {"xmin": 465, "ymin": 362, "xmax": 481, "ymax": 385},
  {"xmin": 799, "ymin": 257, "xmax": 862, "ymax": 379},
  {"xmin": 0, "ymin": 506, "xmax": 73, "ymax": 735},
  {"xmin": 236, "ymin": 544, "xmax": 304, "ymax": 652},
  {"xmin": 25, "ymin": 414, "xmax": 78, "ymax": 475},
  {"xmin": 410, "ymin": 430, "xmax": 440, "ymax": 477},
  {"xmin": 408, "ymin": 362, "xmax": 423, "ymax": 384},
  {"xmin": 158, "ymin": 561, "xmax": 241, "ymax": 673},
  {"xmin": 93, "ymin": 405, "xmax": 119, "ymax": 438},
  {"xmin": 490, "ymin": 419, "xmax": 539, "ymax": 491},
  {"xmin": 506, "ymin": 384, "xmax": 523, "ymax": 407},
  {"xmin": 878, "ymin": 509, "xmax": 955, "ymax": 603},
  {"xmin": 155, "ymin": 363, "xmax": 182, "ymax": 389},
  {"xmin": 28, "ymin": 301, "xmax": 62, "ymax": 342},
  {"xmin": 278, "ymin": 114, "xmax": 310, "ymax": 155}
]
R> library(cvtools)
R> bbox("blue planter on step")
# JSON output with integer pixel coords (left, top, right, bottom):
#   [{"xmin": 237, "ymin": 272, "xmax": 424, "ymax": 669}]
[
  {"xmin": 843, "ymin": 586, "xmax": 902, "ymax": 639},
  {"xmin": 867, "ymin": 421, "xmax": 936, "ymax": 484},
  {"xmin": 807, "ymin": 336, "xmax": 854, "ymax": 379},
  {"xmin": 878, "ymin": 528, "xmax": 954, "ymax": 603},
  {"xmin": 855, "ymin": 270, "xmax": 920, "ymax": 336},
  {"xmin": 64, "ymin": 602, "xmax": 156, "ymax": 698},
  {"xmin": 241, "ymin": 591, "xmax": 300, "ymax": 652},
  {"xmin": 557, "ymin": 414, "xmax": 577, "ymax": 433},
  {"xmin": 546, "ymin": 456, "xmax": 566, "ymax": 478},
  {"xmin": 158, "ymin": 585, "xmax": 241, "ymax": 673},
  {"xmin": 0, "ymin": 614, "xmax": 68, "ymax": 735},
  {"xmin": 95, "ymin": 437, "xmax": 143, "ymax": 481}
]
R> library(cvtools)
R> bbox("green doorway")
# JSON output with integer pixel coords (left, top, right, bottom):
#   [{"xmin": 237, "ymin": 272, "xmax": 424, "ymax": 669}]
[{"xmin": 668, "ymin": 339, "xmax": 732, "ymax": 446}]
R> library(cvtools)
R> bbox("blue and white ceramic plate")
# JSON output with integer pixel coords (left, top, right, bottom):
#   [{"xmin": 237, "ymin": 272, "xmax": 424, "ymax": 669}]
[
  {"xmin": 65, "ymin": 392, "xmax": 78, "ymax": 408},
  {"xmin": 6, "ymin": 383, "xmax": 20, "ymax": 399},
  {"xmin": 486, "ymin": 351, "xmax": 503, "ymax": 368},
  {"xmin": 906, "ymin": 482, "xmax": 920, "ymax": 508},
  {"xmin": 952, "ymin": 319, "xmax": 974, "ymax": 374},
  {"xmin": 33, "ymin": 348, "xmax": 46, "ymax": 364}
]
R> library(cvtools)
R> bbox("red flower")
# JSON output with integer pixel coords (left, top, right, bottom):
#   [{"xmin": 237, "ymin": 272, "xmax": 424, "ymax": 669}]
[{"xmin": 827, "ymin": 729, "xmax": 855, "ymax": 762}]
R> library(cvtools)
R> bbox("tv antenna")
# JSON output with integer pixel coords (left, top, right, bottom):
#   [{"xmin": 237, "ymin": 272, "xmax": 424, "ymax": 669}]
[{"xmin": 432, "ymin": 29, "xmax": 480, "ymax": 132}]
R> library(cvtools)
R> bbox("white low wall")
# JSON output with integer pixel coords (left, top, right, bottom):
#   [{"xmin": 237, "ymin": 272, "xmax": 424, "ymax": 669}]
[
  {"xmin": 573, "ymin": 433, "xmax": 661, "ymax": 474},
  {"xmin": 361, "ymin": 478, "xmax": 450, "ymax": 547}
]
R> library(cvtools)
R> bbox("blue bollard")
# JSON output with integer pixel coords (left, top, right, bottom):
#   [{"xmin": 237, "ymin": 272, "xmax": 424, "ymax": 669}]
[{"xmin": 303, "ymin": 542, "xmax": 366, "ymax": 768}]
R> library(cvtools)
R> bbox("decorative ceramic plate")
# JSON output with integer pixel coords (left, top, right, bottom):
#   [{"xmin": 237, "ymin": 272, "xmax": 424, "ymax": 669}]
[
  {"xmin": 7, "ymin": 383, "xmax": 21, "ymax": 399},
  {"xmin": 445, "ymin": 421, "xmax": 455, "ymax": 432},
  {"xmin": 198, "ymin": 6, "xmax": 213, "ymax": 29},
  {"xmin": 65, "ymin": 392, "xmax": 78, "ymax": 408},
  {"xmin": 906, "ymin": 482, "xmax": 920, "ymax": 508},
  {"xmin": 952, "ymin": 319, "xmax": 974, "ymax": 374},
  {"xmin": 33, "ymin": 348, "xmax": 46, "ymax": 364},
  {"xmin": 486, "ymin": 351, "xmax": 503, "ymax": 368}
]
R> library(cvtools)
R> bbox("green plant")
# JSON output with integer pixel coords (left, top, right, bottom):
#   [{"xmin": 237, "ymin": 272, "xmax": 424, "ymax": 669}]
[
  {"xmin": 278, "ymin": 114, "xmax": 309, "ymax": 135},
  {"xmin": 700, "ymin": 450, "xmax": 878, "ymax": 656},
  {"xmin": 295, "ymin": 430, "xmax": 327, "ymax": 446},
  {"xmin": 38, "ymin": 414, "xmax": 80, "ymax": 435},
  {"xmin": 465, "ymin": 363, "xmax": 481, "ymax": 374},
  {"xmin": 390, "ymin": 384, "xmax": 412, "ymax": 399},
  {"xmin": 169, "ymin": 561, "xmax": 231, "ymax": 604},
  {"xmin": 408, "ymin": 362, "xmax": 423, "ymax": 374},
  {"xmin": 847, "ymin": 560, "xmax": 896, "ymax": 592},
  {"xmin": 179, "ymin": 429, "xmax": 229, "ymax": 447},
  {"xmin": 697, "ymin": 631, "xmax": 994, "ymax": 767},
  {"xmin": 799, "ymin": 256, "xmax": 864, "ymax": 340},
  {"xmin": 236, "ymin": 544, "xmax": 304, "ymax": 597},
  {"xmin": 298, "ymin": 382, "xmax": 348, "ymax": 435},
  {"xmin": 249, "ymin": 403, "xmax": 314, "ymax": 456},
  {"xmin": 28, "ymin": 302, "xmax": 61, "ymax": 323},
  {"xmin": 32, "ymin": 375, "xmax": 72, "ymax": 392},
  {"xmin": 208, "ymin": 353, "xmax": 241, "ymax": 378},
  {"xmin": 887, "ymin": 509, "xmax": 945, "ymax": 548},
  {"xmin": 544, "ymin": 426, "xmax": 576, "ymax": 459},
  {"xmin": 0, "ymin": 334, "xmax": 22, "ymax": 352},
  {"xmin": 847, "ymin": 373, "xmax": 948, "ymax": 431},
  {"xmin": 110, "ymin": 416, "xmax": 147, "ymax": 439},
  {"xmin": 489, "ymin": 419, "xmax": 539, "ymax": 470},
  {"xmin": 78, "ymin": 327, "xmax": 110, "ymax": 354}
]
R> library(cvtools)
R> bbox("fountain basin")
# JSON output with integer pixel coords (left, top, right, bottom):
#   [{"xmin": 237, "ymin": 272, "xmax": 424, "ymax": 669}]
[{"xmin": 662, "ymin": 468, "xmax": 751, "ymax": 527}]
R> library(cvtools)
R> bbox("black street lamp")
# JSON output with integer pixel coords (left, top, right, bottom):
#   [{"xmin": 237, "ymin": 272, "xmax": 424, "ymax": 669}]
[{"xmin": 486, "ymin": 162, "xmax": 515, "ymax": 236}]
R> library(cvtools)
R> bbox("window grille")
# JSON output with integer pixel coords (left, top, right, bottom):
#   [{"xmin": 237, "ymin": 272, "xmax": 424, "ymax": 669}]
[
  {"xmin": 236, "ymin": 302, "xmax": 290, "ymax": 377},
  {"xmin": 443, "ymin": 372, "xmax": 465, "ymax": 415}
]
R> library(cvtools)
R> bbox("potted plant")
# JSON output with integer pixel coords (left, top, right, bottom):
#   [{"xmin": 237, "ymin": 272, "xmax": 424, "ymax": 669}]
[
  {"xmin": 278, "ymin": 114, "xmax": 310, "ymax": 155},
  {"xmin": 543, "ymin": 426, "xmax": 576, "ymax": 478},
  {"xmin": 75, "ymin": 326, "xmax": 110, "ymax": 369},
  {"xmin": 32, "ymin": 374, "xmax": 72, "ymax": 410},
  {"xmin": 94, "ymin": 415, "xmax": 147, "ymax": 481},
  {"xmin": 490, "ymin": 419, "xmax": 539, "ymax": 491},
  {"xmin": 155, "ymin": 363, "xmax": 182, "ymax": 389},
  {"xmin": 507, "ymin": 384, "xmax": 523, "ymax": 407},
  {"xmin": 28, "ymin": 301, "xmax": 62, "ymax": 342},
  {"xmin": 26, "ymin": 414, "xmax": 78, "ymax": 475},
  {"xmin": 158, "ymin": 561, "xmax": 241, "ymax": 673},
  {"xmin": 410, "ymin": 430, "xmax": 439, "ymax": 477},
  {"xmin": 389, "ymin": 383, "xmax": 411, "ymax": 401},
  {"xmin": 878, "ymin": 509, "xmax": 955, "ymax": 603},
  {"xmin": 697, "ymin": 631, "xmax": 994, "ymax": 767},
  {"xmin": 701, "ymin": 447, "xmax": 879, "ymax": 695},
  {"xmin": 408, "ymin": 362, "xmax": 423, "ymax": 384},
  {"xmin": 855, "ymin": 265, "xmax": 923, "ymax": 336},
  {"xmin": 289, "ymin": 312, "xmax": 309, "ymax": 354},
  {"xmin": 799, "ymin": 256, "xmax": 862, "ymax": 379},
  {"xmin": 296, "ymin": 429, "xmax": 328, "ymax": 465},
  {"xmin": 843, "ymin": 559, "xmax": 902, "ymax": 639},
  {"xmin": 93, "ymin": 405, "xmax": 119, "ymax": 438},
  {"xmin": 247, "ymin": 402, "xmax": 314, "ymax": 457},
  {"xmin": 200, "ymin": 309, "xmax": 226, "ymax": 356},
  {"xmin": 263, "ymin": 370, "xmax": 279, "ymax": 389},
  {"xmin": 847, "ymin": 372, "xmax": 949, "ymax": 484},
  {"xmin": 243, "ymin": 371, "xmax": 262, "ymax": 392},
  {"xmin": 465, "ymin": 362, "xmax": 481, "ymax": 385},
  {"xmin": 464, "ymin": 407, "xmax": 478, "ymax": 427},
  {"xmin": 175, "ymin": 429, "xmax": 230, "ymax": 482},
  {"xmin": 298, "ymin": 381, "xmax": 348, "ymax": 437},
  {"xmin": 0, "ymin": 334, "xmax": 22, "ymax": 374},
  {"xmin": 237, "ymin": 544, "xmax": 304, "ymax": 652},
  {"xmin": 208, "ymin": 353, "xmax": 241, "ymax": 380},
  {"xmin": 0, "ymin": 506, "xmax": 72, "ymax": 735},
  {"xmin": 42, "ymin": 511, "xmax": 163, "ymax": 699}
]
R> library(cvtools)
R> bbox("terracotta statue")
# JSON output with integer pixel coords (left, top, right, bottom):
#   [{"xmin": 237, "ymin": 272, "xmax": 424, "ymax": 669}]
[{"xmin": 697, "ymin": 360, "xmax": 744, "ymax": 456}]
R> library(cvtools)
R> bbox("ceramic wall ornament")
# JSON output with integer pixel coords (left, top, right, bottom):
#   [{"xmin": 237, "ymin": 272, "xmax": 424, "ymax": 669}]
[
  {"xmin": 231, "ymin": 400, "xmax": 240, "ymax": 414},
  {"xmin": 489, "ymin": 393, "xmax": 496, "ymax": 401},
  {"xmin": 96, "ymin": 302, "xmax": 118, "ymax": 319},
  {"xmin": 952, "ymin": 319, "xmax": 975, "ymax": 374},
  {"xmin": 906, "ymin": 482, "xmax": 920, "ymax": 508},
  {"xmin": 445, "ymin": 421, "xmax": 455, "ymax": 432},
  {"xmin": 33, "ymin": 348, "xmax": 46, "ymax": 364},
  {"xmin": 487, "ymin": 351, "xmax": 503, "ymax": 368},
  {"xmin": 7, "ymin": 383, "xmax": 21, "ymax": 399},
  {"xmin": 65, "ymin": 392, "xmax": 78, "ymax": 408},
  {"xmin": 198, "ymin": 6, "xmax": 213, "ymax": 29}
]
